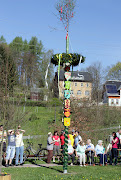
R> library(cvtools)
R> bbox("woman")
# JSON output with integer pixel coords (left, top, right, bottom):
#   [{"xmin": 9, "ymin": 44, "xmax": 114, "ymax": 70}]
[
  {"xmin": 95, "ymin": 140, "xmax": 107, "ymax": 166},
  {"xmin": 53, "ymin": 131, "xmax": 60, "ymax": 162},
  {"xmin": 68, "ymin": 140, "xmax": 75, "ymax": 166},
  {"xmin": 15, "ymin": 127, "xmax": 25, "ymax": 166},
  {"xmin": 110, "ymin": 132, "xmax": 119, "ymax": 165},
  {"xmin": 76, "ymin": 141, "xmax": 86, "ymax": 166},
  {"xmin": 47, "ymin": 132, "xmax": 55, "ymax": 163},
  {"xmin": 5, "ymin": 129, "xmax": 16, "ymax": 167}
]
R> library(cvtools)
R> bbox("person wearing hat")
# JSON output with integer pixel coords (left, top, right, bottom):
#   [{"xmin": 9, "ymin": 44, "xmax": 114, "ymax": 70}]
[
  {"xmin": 95, "ymin": 140, "xmax": 107, "ymax": 166},
  {"xmin": 47, "ymin": 132, "xmax": 55, "ymax": 163}
]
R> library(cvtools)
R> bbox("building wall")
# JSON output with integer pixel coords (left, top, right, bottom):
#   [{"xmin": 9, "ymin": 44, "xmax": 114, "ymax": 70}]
[
  {"xmin": 59, "ymin": 80, "xmax": 92, "ymax": 100},
  {"xmin": 108, "ymin": 97, "xmax": 121, "ymax": 106}
]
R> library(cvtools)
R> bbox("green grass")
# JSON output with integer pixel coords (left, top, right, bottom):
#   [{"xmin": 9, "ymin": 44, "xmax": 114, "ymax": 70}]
[{"xmin": 2, "ymin": 165, "xmax": 121, "ymax": 180}]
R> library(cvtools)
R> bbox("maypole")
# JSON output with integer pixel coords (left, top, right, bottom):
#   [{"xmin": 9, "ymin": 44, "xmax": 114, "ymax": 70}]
[{"xmin": 51, "ymin": 0, "xmax": 85, "ymax": 173}]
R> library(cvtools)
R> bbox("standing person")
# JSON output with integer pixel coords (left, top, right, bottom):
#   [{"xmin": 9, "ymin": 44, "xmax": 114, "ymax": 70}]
[
  {"xmin": 95, "ymin": 140, "xmax": 107, "ymax": 166},
  {"xmin": 85, "ymin": 139, "xmax": 95, "ymax": 166},
  {"xmin": 60, "ymin": 131, "xmax": 65, "ymax": 154},
  {"xmin": 15, "ymin": 126, "xmax": 25, "ymax": 166},
  {"xmin": 76, "ymin": 141, "xmax": 86, "ymax": 166},
  {"xmin": 5, "ymin": 130, "xmax": 16, "ymax": 167},
  {"xmin": 68, "ymin": 140, "xmax": 75, "ymax": 166},
  {"xmin": 110, "ymin": 132, "xmax": 119, "ymax": 165},
  {"xmin": 69, "ymin": 130, "xmax": 76, "ymax": 147},
  {"xmin": 74, "ymin": 131, "xmax": 82, "ymax": 148},
  {"xmin": 0, "ymin": 125, "xmax": 7, "ymax": 162},
  {"xmin": 116, "ymin": 129, "xmax": 121, "ymax": 148},
  {"xmin": 53, "ymin": 131, "xmax": 60, "ymax": 162},
  {"xmin": 47, "ymin": 132, "xmax": 55, "ymax": 163}
]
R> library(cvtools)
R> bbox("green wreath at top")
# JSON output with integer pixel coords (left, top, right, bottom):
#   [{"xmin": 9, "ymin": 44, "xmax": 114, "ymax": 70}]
[{"xmin": 51, "ymin": 53, "xmax": 85, "ymax": 66}]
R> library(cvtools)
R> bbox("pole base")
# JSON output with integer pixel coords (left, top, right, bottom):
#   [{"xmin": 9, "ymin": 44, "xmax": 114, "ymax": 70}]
[{"xmin": 63, "ymin": 170, "xmax": 67, "ymax": 174}]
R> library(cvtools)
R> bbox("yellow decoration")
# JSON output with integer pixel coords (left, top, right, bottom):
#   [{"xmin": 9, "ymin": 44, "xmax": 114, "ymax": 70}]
[
  {"xmin": 56, "ymin": 54, "xmax": 59, "ymax": 59},
  {"xmin": 64, "ymin": 118, "xmax": 70, "ymax": 126}
]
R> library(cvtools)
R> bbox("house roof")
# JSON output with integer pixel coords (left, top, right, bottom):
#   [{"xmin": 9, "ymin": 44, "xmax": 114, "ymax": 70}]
[
  {"xmin": 105, "ymin": 80, "xmax": 121, "ymax": 89},
  {"xmin": 58, "ymin": 70, "xmax": 93, "ymax": 82},
  {"xmin": 117, "ymin": 85, "xmax": 121, "ymax": 91}
]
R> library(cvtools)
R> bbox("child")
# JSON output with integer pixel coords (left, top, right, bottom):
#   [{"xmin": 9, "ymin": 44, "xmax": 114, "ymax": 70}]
[{"xmin": 76, "ymin": 141, "xmax": 86, "ymax": 166}]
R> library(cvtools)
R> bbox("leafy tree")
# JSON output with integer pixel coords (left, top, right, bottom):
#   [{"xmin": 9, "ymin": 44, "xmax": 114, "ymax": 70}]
[
  {"xmin": 0, "ymin": 35, "xmax": 6, "ymax": 44},
  {"xmin": 106, "ymin": 62, "xmax": 121, "ymax": 80},
  {"xmin": 0, "ymin": 43, "xmax": 17, "ymax": 94}
]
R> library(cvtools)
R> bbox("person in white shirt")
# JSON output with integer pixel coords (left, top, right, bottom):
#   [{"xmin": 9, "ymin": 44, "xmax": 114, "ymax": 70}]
[
  {"xmin": 85, "ymin": 139, "xmax": 95, "ymax": 166},
  {"xmin": 15, "ymin": 126, "xmax": 25, "ymax": 166},
  {"xmin": 95, "ymin": 140, "xmax": 107, "ymax": 166},
  {"xmin": 68, "ymin": 140, "xmax": 75, "ymax": 166}
]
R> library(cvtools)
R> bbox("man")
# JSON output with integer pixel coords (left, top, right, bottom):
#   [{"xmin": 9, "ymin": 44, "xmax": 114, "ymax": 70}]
[
  {"xmin": 74, "ymin": 131, "xmax": 82, "ymax": 148},
  {"xmin": 85, "ymin": 139, "xmax": 95, "ymax": 166},
  {"xmin": 0, "ymin": 125, "xmax": 7, "ymax": 162},
  {"xmin": 116, "ymin": 129, "xmax": 121, "ymax": 148}
]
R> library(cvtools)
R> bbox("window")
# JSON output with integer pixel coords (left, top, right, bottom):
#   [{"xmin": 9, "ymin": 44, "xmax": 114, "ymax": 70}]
[
  {"xmin": 70, "ymin": 90, "xmax": 73, "ymax": 95},
  {"xmin": 81, "ymin": 83, "xmax": 83, "ymax": 87},
  {"xmin": 75, "ymin": 83, "xmax": 77, "ymax": 86},
  {"xmin": 87, "ymin": 83, "xmax": 89, "ymax": 87},
  {"xmin": 85, "ymin": 90, "xmax": 90, "ymax": 96},
  {"xmin": 111, "ymin": 99, "xmax": 114, "ymax": 104},
  {"xmin": 116, "ymin": 99, "xmax": 119, "ymax": 105},
  {"xmin": 77, "ymin": 90, "xmax": 81, "ymax": 95}
]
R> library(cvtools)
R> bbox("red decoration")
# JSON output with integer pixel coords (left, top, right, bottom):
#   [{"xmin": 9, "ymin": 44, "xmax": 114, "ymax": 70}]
[
  {"xmin": 61, "ymin": 7, "xmax": 62, "ymax": 13},
  {"xmin": 66, "ymin": 33, "xmax": 68, "ymax": 39},
  {"xmin": 64, "ymin": 108, "xmax": 71, "ymax": 112},
  {"xmin": 64, "ymin": 111, "xmax": 70, "ymax": 117},
  {"xmin": 60, "ymin": 17, "xmax": 62, "ymax": 21}
]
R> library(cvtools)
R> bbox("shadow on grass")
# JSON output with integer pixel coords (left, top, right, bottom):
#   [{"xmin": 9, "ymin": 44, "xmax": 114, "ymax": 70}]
[{"xmin": 25, "ymin": 159, "xmax": 63, "ymax": 173}]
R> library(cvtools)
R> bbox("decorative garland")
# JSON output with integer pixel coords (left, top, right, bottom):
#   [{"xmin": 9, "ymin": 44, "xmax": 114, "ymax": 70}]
[{"xmin": 51, "ymin": 53, "xmax": 85, "ymax": 66}]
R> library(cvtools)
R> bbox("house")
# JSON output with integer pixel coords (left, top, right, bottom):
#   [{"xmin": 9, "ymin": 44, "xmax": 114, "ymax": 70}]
[
  {"xmin": 103, "ymin": 80, "xmax": 121, "ymax": 106},
  {"xmin": 54, "ymin": 70, "xmax": 93, "ymax": 100},
  {"xmin": 30, "ymin": 88, "xmax": 41, "ymax": 101}
]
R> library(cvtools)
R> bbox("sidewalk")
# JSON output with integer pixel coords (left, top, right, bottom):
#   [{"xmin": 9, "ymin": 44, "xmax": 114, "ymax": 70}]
[{"xmin": 2, "ymin": 163, "xmax": 62, "ymax": 168}]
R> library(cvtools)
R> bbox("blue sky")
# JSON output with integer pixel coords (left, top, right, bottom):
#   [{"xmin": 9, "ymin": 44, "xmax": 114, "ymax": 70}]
[{"xmin": 0, "ymin": 0, "xmax": 121, "ymax": 70}]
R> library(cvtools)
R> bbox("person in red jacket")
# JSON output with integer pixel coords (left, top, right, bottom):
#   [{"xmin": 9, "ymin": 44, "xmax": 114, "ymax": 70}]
[
  {"xmin": 53, "ymin": 131, "xmax": 60, "ymax": 162},
  {"xmin": 60, "ymin": 131, "xmax": 65, "ymax": 154}
]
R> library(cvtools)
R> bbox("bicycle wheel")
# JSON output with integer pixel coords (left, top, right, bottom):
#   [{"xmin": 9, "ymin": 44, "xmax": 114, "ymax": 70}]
[
  {"xmin": 38, "ymin": 148, "xmax": 48, "ymax": 160},
  {"xmin": 24, "ymin": 149, "xmax": 30, "ymax": 159}
]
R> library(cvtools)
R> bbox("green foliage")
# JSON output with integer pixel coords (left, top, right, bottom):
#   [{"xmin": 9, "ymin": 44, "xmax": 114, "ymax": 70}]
[
  {"xmin": 0, "ymin": 44, "xmax": 17, "ymax": 92},
  {"xmin": 51, "ymin": 53, "xmax": 85, "ymax": 66},
  {"xmin": 0, "ymin": 35, "xmax": 6, "ymax": 44},
  {"xmin": 29, "ymin": 113, "xmax": 39, "ymax": 121},
  {"xmin": 107, "ymin": 62, "xmax": 121, "ymax": 80},
  {"xmin": 49, "ymin": 98, "xmax": 63, "ymax": 106}
]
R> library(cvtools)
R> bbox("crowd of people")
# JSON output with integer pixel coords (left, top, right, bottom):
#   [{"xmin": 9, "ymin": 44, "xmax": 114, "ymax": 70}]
[
  {"xmin": 47, "ymin": 129, "xmax": 121, "ymax": 166},
  {"xmin": 0, "ymin": 125, "xmax": 25, "ymax": 167},
  {"xmin": 0, "ymin": 124, "xmax": 120, "ymax": 167}
]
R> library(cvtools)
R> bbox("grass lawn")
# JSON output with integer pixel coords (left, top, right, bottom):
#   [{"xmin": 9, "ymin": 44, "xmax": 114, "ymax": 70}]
[{"xmin": 2, "ymin": 165, "xmax": 121, "ymax": 180}]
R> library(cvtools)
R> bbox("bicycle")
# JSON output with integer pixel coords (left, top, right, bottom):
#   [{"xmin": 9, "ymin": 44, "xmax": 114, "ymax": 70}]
[{"xmin": 24, "ymin": 139, "xmax": 48, "ymax": 162}]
